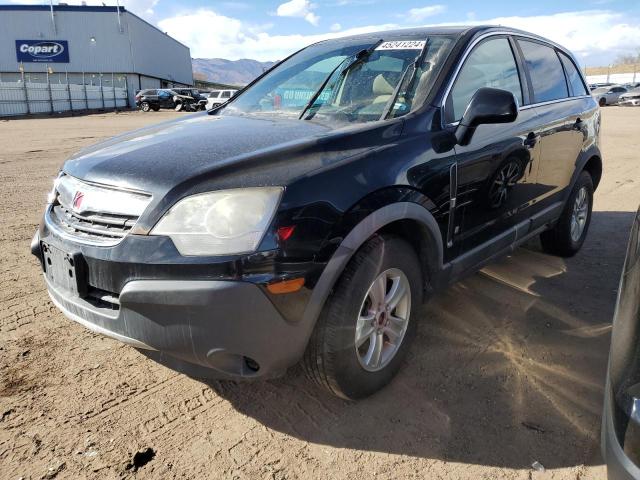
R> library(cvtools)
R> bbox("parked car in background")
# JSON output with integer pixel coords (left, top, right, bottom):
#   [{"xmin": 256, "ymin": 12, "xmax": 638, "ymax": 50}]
[
  {"xmin": 206, "ymin": 89, "xmax": 238, "ymax": 109},
  {"xmin": 619, "ymin": 87, "xmax": 640, "ymax": 107},
  {"xmin": 623, "ymin": 82, "xmax": 640, "ymax": 90},
  {"xmin": 592, "ymin": 85, "xmax": 628, "ymax": 106},
  {"xmin": 135, "ymin": 89, "xmax": 176, "ymax": 111},
  {"xmin": 590, "ymin": 82, "xmax": 614, "ymax": 91},
  {"xmin": 32, "ymin": 25, "xmax": 602, "ymax": 400},
  {"xmin": 602, "ymin": 207, "xmax": 640, "ymax": 480},
  {"xmin": 172, "ymin": 88, "xmax": 207, "ymax": 111}
]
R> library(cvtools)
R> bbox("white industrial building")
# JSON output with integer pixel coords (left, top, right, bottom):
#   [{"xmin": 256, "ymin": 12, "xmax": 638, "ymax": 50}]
[{"xmin": 0, "ymin": 4, "xmax": 193, "ymax": 109}]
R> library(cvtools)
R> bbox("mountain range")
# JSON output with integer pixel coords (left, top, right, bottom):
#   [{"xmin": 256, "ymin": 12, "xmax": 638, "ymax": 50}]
[{"xmin": 192, "ymin": 58, "xmax": 276, "ymax": 86}]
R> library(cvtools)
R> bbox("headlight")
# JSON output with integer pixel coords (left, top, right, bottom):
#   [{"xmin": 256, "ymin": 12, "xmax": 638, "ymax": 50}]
[{"xmin": 150, "ymin": 187, "xmax": 283, "ymax": 256}]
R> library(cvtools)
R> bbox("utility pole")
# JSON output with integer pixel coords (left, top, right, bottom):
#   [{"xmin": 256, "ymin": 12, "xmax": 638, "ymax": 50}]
[
  {"xmin": 47, "ymin": 65, "xmax": 54, "ymax": 114},
  {"xmin": 20, "ymin": 64, "xmax": 30, "ymax": 115},
  {"xmin": 49, "ymin": 0, "xmax": 57, "ymax": 34}
]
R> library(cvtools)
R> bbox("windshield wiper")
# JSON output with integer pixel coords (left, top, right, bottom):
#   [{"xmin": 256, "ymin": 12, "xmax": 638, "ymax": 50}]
[
  {"xmin": 299, "ymin": 38, "xmax": 383, "ymax": 120},
  {"xmin": 381, "ymin": 38, "xmax": 430, "ymax": 120}
]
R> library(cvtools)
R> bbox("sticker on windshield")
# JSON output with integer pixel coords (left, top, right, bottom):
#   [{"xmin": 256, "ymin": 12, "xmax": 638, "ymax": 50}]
[{"xmin": 376, "ymin": 40, "xmax": 426, "ymax": 51}]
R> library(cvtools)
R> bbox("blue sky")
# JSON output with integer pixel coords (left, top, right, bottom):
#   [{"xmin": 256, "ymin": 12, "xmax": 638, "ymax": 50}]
[{"xmin": 4, "ymin": 0, "xmax": 640, "ymax": 65}]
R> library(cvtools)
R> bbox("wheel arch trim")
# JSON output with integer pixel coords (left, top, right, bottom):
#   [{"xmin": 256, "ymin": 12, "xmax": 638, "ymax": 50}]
[
  {"xmin": 301, "ymin": 202, "xmax": 443, "ymax": 327},
  {"xmin": 570, "ymin": 145, "xmax": 602, "ymax": 197}
]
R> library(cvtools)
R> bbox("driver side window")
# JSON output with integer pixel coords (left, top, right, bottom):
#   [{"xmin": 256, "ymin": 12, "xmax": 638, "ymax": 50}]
[{"xmin": 447, "ymin": 37, "xmax": 523, "ymax": 123}]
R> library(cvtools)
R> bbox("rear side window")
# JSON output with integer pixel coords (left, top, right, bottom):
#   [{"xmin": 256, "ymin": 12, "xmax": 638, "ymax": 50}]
[
  {"xmin": 447, "ymin": 37, "xmax": 523, "ymax": 122},
  {"xmin": 518, "ymin": 40, "xmax": 568, "ymax": 103},
  {"xmin": 558, "ymin": 52, "xmax": 588, "ymax": 96},
  {"xmin": 221, "ymin": 91, "xmax": 232, "ymax": 98},
  {"xmin": 211, "ymin": 92, "xmax": 220, "ymax": 98}
]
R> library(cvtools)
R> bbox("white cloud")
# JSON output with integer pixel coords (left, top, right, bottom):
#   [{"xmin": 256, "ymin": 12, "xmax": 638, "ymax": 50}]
[
  {"xmin": 330, "ymin": 23, "xmax": 342, "ymax": 32},
  {"xmin": 276, "ymin": 0, "xmax": 320, "ymax": 26},
  {"xmin": 159, "ymin": 9, "xmax": 396, "ymax": 61},
  {"xmin": 158, "ymin": 7, "xmax": 639, "ymax": 66},
  {"xmin": 405, "ymin": 5, "xmax": 446, "ymax": 22}
]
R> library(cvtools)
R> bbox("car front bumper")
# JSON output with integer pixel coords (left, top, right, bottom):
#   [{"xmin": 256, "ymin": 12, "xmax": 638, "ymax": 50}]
[
  {"xmin": 619, "ymin": 99, "xmax": 640, "ymax": 107},
  {"xmin": 32, "ymin": 213, "xmax": 319, "ymax": 379},
  {"xmin": 44, "ymin": 272, "xmax": 304, "ymax": 379}
]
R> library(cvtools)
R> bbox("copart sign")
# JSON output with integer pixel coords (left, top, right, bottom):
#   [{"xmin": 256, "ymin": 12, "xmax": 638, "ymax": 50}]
[{"xmin": 16, "ymin": 40, "xmax": 70, "ymax": 63}]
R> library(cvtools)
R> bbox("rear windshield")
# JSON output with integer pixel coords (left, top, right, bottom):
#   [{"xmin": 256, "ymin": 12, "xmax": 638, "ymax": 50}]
[{"xmin": 220, "ymin": 35, "xmax": 456, "ymax": 125}]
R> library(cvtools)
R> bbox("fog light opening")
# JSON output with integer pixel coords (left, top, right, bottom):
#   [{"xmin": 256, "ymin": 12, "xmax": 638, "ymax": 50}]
[{"xmin": 244, "ymin": 356, "xmax": 260, "ymax": 372}]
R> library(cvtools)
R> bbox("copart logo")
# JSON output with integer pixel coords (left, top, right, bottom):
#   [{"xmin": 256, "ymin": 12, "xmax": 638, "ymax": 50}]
[
  {"xmin": 16, "ymin": 40, "xmax": 70, "ymax": 63},
  {"xmin": 19, "ymin": 41, "xmax": 64, "ymax": 58}
]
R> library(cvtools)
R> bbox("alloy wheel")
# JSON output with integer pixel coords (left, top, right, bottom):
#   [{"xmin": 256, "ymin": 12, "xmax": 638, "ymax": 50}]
[
  {"xmin": 355, "ymin": 268, "xmax": 411, "ymax": 372},
  {"xmin": 570, "ymin": 186, "xmax": 589, "ymax": 242}
]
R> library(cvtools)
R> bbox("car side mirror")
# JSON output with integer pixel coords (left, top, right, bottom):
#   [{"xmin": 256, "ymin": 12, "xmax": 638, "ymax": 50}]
[{"xmin": 455, "ymin": 87, "xmax": 518, "ymax": 146}]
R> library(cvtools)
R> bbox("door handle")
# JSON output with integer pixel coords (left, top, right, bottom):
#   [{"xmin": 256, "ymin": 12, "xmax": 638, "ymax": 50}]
[{"xmin": 524, "ymin": 132, "xmax": 539, "ymax": 149}]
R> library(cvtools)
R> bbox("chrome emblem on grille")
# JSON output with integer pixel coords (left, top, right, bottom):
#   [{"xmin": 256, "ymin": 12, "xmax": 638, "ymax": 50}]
[{"xmin": 72, "ymin": 191, "xmax": 84, "ymax": 211}]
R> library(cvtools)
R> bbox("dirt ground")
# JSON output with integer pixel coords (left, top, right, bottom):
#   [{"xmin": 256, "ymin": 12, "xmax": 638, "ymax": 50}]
[{"xmin": 1, "ymin": 107, "xmax": 639, "ymax": 480}]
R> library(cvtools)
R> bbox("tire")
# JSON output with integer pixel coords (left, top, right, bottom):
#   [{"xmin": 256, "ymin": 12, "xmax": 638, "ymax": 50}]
[
  {"xmin": 174, "ymin": 102, "xmax": 183, "ymax": 112},
  {"xmin": 140, "ymin": 102, "xmax": 151, "ymax": 112},
  {"xmin": 599, "ymin": 97, "xmax": 606, "ymax": 107},
  {"xmin": 303, "ymin": 234, "xmax": 423, "ymax": 400},
  {"xmin": 540, "ymin": 171, "xmax": 594, "ymax": 257},
  {"xmin": 151, "ymin": 106, "xmax": 160, "ymax": 112}
]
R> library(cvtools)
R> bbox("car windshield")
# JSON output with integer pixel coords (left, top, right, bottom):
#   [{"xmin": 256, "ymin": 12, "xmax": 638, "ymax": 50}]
[{"xmin": 218, "ymin": 35, "xmax": 456, "ymax": 125}]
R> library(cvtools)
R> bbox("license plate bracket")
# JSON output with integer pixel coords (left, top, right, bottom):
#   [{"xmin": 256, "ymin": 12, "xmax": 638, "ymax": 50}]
[{"xmin": 41, "ymin": 242, "xmax": 88, "ymax": 297}]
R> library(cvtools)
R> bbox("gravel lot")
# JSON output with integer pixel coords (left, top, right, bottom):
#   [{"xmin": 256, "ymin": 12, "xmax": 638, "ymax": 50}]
[{"xmin": 1, "ymin": 107, "xmax": 639, "ymax": 479}]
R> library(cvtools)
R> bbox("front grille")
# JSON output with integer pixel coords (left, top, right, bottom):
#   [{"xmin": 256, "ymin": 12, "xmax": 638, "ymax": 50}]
[
  {"xmin": 47, "ymin": 174, "xmax": 152, "ymax": 245},
  {"xmin": 52, "ymin": 203, "xmax": 136, "ymax": 241}
]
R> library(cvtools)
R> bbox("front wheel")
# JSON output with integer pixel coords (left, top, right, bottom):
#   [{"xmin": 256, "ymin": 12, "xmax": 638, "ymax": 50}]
[
  {"xmin": 303, "ymin": 235, "xmax": 422, "ymax": 399},
  {"xmin": 140, "ymin": 102, "xmax": 151, "ymax": 112},
  {"xmin": 540, "ymin": 171, "xmax": 594, "ymax": 257},
  {"xmin": 174, "ymin": 102, "xmax": 183, "ymax": 112},
  {"xmin": 599, "ymin": 97, "xmax": 606, "ymax": 107}
]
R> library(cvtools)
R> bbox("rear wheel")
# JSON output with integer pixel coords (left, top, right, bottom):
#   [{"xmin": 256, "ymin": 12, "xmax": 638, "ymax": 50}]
[
  {"xmin": 140, "ymin": 102, "xmax": 151, "ymax": 112},
  {"xmin": 303, "ymin": 235, "xmax": 422, "ymax": 399},
  {"xmin": 599, "ymin": 97, "xmax": 606, "ymax": 107},
  {"xmin": 540, "ymin": 171, "xmax": 594, "ymax": 257},
  {"xmin": 151, "ymin": 105, "xmax": 160, "ymax": 112}
]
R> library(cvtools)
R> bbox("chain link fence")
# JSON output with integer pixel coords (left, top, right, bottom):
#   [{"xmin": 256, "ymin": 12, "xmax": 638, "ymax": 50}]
[{"xmin": 0, "ymin": 75, "xmax": 129, "ymax": 117}]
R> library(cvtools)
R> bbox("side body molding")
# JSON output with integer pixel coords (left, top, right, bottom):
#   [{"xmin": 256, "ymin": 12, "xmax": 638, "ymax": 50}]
[{"xmin": 301, "ymin": 202, "xmax": 444, "ymax": 328}]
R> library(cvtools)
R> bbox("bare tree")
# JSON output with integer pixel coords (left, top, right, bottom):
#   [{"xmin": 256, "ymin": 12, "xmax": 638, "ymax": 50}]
[{"xmin": 615, "ymin": 49, "xmax": 640, "ymax": 66}]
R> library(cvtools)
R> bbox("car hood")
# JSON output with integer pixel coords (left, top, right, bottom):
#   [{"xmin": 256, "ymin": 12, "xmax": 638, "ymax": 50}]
[{"xmin": 63, "ymin": 112, "xmax": 335, "ymax": 195}]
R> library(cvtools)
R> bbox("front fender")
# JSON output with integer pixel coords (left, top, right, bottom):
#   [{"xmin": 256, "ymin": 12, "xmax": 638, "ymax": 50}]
[{"xmin": 301, "ymin": 200, "xmax": 443, "ymax": 331}]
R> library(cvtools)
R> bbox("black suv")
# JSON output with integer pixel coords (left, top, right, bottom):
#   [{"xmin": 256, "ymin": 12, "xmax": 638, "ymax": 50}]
[
  {"xmin": 33, "ymin": 26, "xmax": 601, "ymax": 399},
  {"xmin": 135, "ymin": 88, "xmax": 177, "ymax": 112}
]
